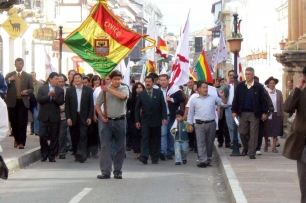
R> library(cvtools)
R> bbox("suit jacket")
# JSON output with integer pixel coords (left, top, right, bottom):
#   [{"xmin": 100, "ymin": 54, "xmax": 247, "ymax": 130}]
[
  {"xmin": 5, "ymin": 71, "xmax": 33, "ymax": 108},
  {"xmin": 165, "ymin": 86, "xmax": 184, "ymax": 119},
  {"xmin": 135, "ymin": 88, "xmax": 167, "ymax": 127},
  {"xmin": 283, "ymin": 87, "xmax": 306, "ymax": 160},
  {"xmin": 65, "ymin": 85, "xmax": 94, "ymax": 126},
  {"xmin": 37, "ymin": 84, "xmax": 64, "ymax": 123}
]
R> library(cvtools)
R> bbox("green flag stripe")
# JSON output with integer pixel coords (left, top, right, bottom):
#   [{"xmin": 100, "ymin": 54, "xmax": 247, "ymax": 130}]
[
  {"xmin": 64, "ymin": 32, "xmax": 117, "ymax": 78},
  {"xmin": 195, "ymin": 61, "xmax": 207, "ymax": 81}
]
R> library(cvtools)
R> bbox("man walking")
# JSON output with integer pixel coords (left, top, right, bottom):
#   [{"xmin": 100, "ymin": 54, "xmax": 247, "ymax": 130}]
[
  {"xmin": 5, "ymin": 58, "xmax": 33, "ymax": 149},
  {"xmin": 135, "ymin": 75, "xmax": 167, "ymax": 164},
  {"xmin": 187, "ymin": 81, "xmax": 227, "ymax": 167},
  {"xmin": 95, "ymin": 70, "xmax": 129, "ymax": 179},
  {"xmin": 37, "ymin": 72, "xmax": 64, "ymax": 162},
  {"xmin": 65, "ymin": 73, "xmax": 94, "ymax": 163},
  {"xmin": 231, "ymin": 67, "xmax": 268, "ymax": 159}
]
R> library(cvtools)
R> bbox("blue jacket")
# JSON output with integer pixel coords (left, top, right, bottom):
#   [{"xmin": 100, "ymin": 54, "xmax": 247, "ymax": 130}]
[{"xmin": 171, "ymin": 120, "xmax": 189, "ymax": 142}]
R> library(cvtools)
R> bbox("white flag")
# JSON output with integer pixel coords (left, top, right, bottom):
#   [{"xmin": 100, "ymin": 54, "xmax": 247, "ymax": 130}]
[
  {"xmin": 145, "ymin": 11, "xmax": 157, "ymax": 72},
  {"xmin": 45, "ymin": 48, "xmax": 57, "ymax": 76},
  {"xmin": 122, "ymin": 58, "xmax": 130, "ymax": 87},
  {"xmin": 114, "ymin": 59, "xmax": 127, "ymax": 75},
  {"xmin": 212, "ymin": 30, "xmax": 228, "ymax": 71},
  {"xmin": 139, "ymin": 64, "xmax": 146, "ymax": 83}
]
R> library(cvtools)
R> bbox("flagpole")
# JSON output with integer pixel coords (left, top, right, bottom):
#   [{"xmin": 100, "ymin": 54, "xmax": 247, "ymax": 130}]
[{"xmin": 103, "ymin": 78, "xmax": 108, "ymax": 118}]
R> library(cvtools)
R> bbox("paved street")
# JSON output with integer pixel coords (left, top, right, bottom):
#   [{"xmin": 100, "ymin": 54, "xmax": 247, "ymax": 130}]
[{"xmin": 0, "ymin": 150, "xmax": 229, "ymax": 203}]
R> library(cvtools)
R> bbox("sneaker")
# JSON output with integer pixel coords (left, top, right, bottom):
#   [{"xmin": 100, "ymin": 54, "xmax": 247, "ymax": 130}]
[{"xmin": 256, "ymin": 150, "xmax": 262, "ymax": 155}]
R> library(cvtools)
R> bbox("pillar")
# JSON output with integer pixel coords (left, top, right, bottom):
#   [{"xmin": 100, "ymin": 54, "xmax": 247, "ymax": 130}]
[
  {"xmin": 288, "ymin": 0, "xmax": 292, "ymax": 41},
  {"xmin": 291, "ymin": 0, "xmax": 299, "ymax": 42}
]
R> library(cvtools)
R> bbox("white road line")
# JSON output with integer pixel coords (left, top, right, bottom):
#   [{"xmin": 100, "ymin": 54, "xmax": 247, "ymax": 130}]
[{"xmin": 69, "ymin": 188, "xmax": 92, "ymax": 203}]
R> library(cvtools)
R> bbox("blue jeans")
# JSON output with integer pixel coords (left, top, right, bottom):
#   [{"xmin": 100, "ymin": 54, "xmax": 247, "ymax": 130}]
[
  {"xmin": 31, "ymin": 106, "xmax": 39, "ymax": 134},
  {"xmin": 174, "ymin": 141, "xmax": 189, "ymax": 162},
  {"xmin": 224, "ymin": 107, "xmax": 241, "ymax": 143},
  {"xmin": 98, "ymin": 117, "xmax": 116, "ymax": 155},
  {"xmin": 161, "ymin": 116, "xmax": 175, "ymax": 156}
]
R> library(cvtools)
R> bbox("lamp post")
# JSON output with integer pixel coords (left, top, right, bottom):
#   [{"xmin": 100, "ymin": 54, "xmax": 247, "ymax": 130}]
[
  {"xmin": 58, "ymin": 25, "xmax": 63, "ymax": 74},
  {"xmin": 228, "ymin": 0, "xmax": 243, "ymax": 156}
]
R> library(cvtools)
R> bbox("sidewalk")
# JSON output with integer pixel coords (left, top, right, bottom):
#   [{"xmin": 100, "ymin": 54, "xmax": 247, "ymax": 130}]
[
  {"xmin": 215, "ymin": 138, "xmax": 301, "ymax": 203},
  {"xmin": 1, "ymin": 131, "xmax": 41, "ymax": 174}
]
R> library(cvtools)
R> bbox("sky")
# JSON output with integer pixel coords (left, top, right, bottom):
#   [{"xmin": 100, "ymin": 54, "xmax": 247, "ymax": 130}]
[{"xmin": 150, "ymin": 0, "xmax": 217, "ymax": 35}]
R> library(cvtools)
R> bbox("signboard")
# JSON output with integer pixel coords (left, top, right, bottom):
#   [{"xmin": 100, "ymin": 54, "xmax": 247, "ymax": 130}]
[
  {"xmin": 52, "ymin": 40, "xmax": 73, "ymax": 53},
  {"xmin": 1, "ymin": 12, "xmax": 29, "ymax": 40},
  {"xmin": 212, "ymin": 30, "xmax": 220, "ymax": 40},
  {"xmin": 33, "ymin": 28, "xmax": 57, "ymax": 41}
]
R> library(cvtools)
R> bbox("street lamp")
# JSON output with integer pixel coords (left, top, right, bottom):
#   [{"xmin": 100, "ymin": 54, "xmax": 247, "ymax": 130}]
[
  {"xmin": 228, "ymin": 0, "xmax": 243, "ymax": 156},
  {"xmin": 54, "ymin": 16, "xmax": 66, "ymax": 74}
]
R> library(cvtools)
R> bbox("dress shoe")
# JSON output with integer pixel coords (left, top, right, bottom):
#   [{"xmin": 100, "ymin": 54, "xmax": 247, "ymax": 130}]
[
  {"xmin": 249, "ymin": 155, "xmax": 256, "ymax": 159},
  {"xmin": 79, "ymin": 156, "xmax": 87, "ymax": 163},
  {"xmin": 18, "ymin": 144, "xmax": 24, "ymax": 149},
  {"xmin": 114, "ymin": 174, "xmax": 122, "ymax": 179},
  {"xmin": 49, "ymin": 159, "xmax": 56, "ymax": 162},
  {"xmin": 139, "ymin": 156, "xmax": 148, "ymax": 164},
  {"xmin": 59, "ymin": 155, "xmax": 66, "ymax": 159},
  {"xmin": 218, "ymin": 143, "xmax": 223, "ymax": 148},
  {"xmin": 41, "ymin": 157, "xmax": 47, "ymax": 162},
  {"xmin": 175, "ymin": 162, "xmax": 181, "ymax": 165},
  {"xmin": 197, "ymin": 162, "xmax": 207, "ymax": 168},
  {"xmin": 225, "ymin": 144, "xmax": 231, "ymax": 148},
  {"xmin": 166, "ymin": 156, "xmax": 173, "ymax": 160},
  {"xmin": 152, "ymin": 161, "xmax": 158, "ymax": 164},
  {"xmin": 241, "ymin": 149, "xmax": 248, "ymax": 156},
  {"xmin": 14, "ymin": 140, "xmax": 18, "ymax": 148},
  {"xmin": 30, "ymin": 132, "xmax": 34, "ymax": 135},
  {"xmin": 182, "ymin": 160, "xmax": 187, "ymax": 164},
  {"xmin": 206, "ymin": 162, "xmax": 212, "ymax": 167},
  {"xmin": 97, "ymin": 174, "xmax": 110, "ymax": 179},
  {"xmin": 159, "ymin": 153, "xmax": 165, "ymax": 161}
]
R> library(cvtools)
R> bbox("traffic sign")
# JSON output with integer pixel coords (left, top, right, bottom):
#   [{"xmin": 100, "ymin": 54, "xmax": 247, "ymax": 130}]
[{"xmin": 1, "ymin": 12, "xmax": 29, "ymax": 40}]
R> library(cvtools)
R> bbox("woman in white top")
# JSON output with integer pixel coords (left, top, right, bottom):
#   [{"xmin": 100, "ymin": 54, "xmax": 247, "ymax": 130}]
[{"xmin": 263, "ymin": 77, "xmax": 284, "ymax": 153}]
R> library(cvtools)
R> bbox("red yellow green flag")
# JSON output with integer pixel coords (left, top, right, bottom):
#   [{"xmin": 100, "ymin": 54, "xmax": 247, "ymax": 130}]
[
  {"xmin": 64, "ymin": 1, "xmax": 150, "ymax": 78},
  {"xmin": 195, "ymin": 50, "xmax": 213, "ymax": 83}
]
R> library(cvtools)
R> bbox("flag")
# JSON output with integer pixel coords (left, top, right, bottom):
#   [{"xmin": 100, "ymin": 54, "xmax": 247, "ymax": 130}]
[
  {"xmin": 114, "ymin": 59, "xmax": 127, "ymax": 76},
  {"xmin": 122, "ymin": 58, "xmax": 130, "ymax": 88},
  {"xmin": 231, "ymin": 52, "xmax": 245, "ymax": 81},
  {"xmin": 189, "ymin": 69, "xmax": 197, "ymax": 81},
  {"xmin": 139, "ymin": 64, "xmax": 146, "ymax": 83},
  {"xmin": 45, "ymin": 48, "xmax": 57, "ymax": 76},
  {"xmin": 168, "ymin": 14, "xmax": 190, "ymax": 95},
  {"xmin": 212, "ymin": 30, "xmax": 227, "ymax": 72},
  {"xmin": 64, "ymin": 1, "xmax": 151, "ymax": 78},
  {"xmin": 195, "ymin": 49, "xmax": 213, "ymax": 84},
  {"xmin": 156, "ymin": 38, "xmax": 169, "ymax": 59}
]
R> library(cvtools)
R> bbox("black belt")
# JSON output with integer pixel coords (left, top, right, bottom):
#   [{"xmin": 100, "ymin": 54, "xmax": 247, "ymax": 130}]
[
  {"xmin": 107, "ymin": 116, "xmax": 125, "ymax": 121},
  {"xmin": 195, "ymin": 119, "xmax": 215, "ymax": 124}
]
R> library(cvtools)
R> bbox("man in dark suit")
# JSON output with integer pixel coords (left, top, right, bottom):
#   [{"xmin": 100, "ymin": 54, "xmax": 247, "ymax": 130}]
[
  {"xmin": 65, "ymin": 73, "xmax": 94, "ymax": 163},
  {"xmin": 158, "ymin": 74, "xmax": 183, "ymax": 160},
  {"xmin": 283, "ymin": 66, "xmax": 306, "ymax": 203},
  {"xmin": 37, "ymin": 72, "xmax": 64, "ymax": 162},
  {"xmin": 135, "ymin": 75, "xmax": 167, "ymax": 164},
  {"xmin": 5, "ymin": 58, "xmax": 33, "ymax": 149}
]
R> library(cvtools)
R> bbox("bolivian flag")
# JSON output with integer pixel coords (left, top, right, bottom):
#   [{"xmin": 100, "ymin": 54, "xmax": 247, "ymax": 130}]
[
  {"xmin": 64, "ymin": 1, "xmax": 150, "ymax": 78},
  {"xmin": 195, "ymin": 50, "xmax": 213, "ymax": 84},
  {"xmin": 156, "ymin": 38, "xmax": 169, "ymax": 59}
]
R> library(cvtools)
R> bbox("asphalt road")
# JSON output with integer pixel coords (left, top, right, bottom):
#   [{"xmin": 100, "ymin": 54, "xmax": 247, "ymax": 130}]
[{"xmin": 0, "ymin": 150, "xmax": 230, "ymax": 203}]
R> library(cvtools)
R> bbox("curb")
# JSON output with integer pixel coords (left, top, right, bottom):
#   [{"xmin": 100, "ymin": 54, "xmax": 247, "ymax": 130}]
[
  {"xmin": 214, "ymin": 142, "xmax": 248, "ymax": 203},
  {"xmin": 5, "ymin": 147, "xmax": 41, "ymax": 174}
]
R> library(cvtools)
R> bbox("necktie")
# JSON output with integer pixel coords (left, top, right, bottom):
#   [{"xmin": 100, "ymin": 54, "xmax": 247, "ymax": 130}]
[
  {"xmin": 17, "ymin": 72, "xmax": 21, "ymax": 77},
  {"xmin": 148, "ymin": 91, "xmax": 152, "ymax": 98}
]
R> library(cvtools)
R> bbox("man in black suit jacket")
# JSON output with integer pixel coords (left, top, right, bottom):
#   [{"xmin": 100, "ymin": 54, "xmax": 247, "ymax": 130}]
[
  {"xmin": 159, "ymin": 74, "xmax": 184, "ymax": 160},
  {"xmin": 5, "ymin": 58, "xmax": 33, "ymax": 149},
  {"xmin": 135, "ymin": 75, "xmax": 167, "ymax": 164},
  {"xmin": 65, "ymin": 73, "xmax": 94, "ymax": 163},
  {"xmin": 37, "ymin": 72, "xmax": 64, "ymax": 162}
]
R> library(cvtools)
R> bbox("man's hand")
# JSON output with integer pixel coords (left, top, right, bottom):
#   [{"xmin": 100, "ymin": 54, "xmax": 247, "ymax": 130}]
[
  {"xmin": 296, "ymin": 77, "xmax": 306, "ymax": 89},
  {"xmin": 232, "ymin": 113, "xmax": 237, "ymax": 118},
  {"xmin": 261, "ymin": 114, "xmax": 267, "ymax": 121},
  {"xmin": 166, "ymin": 96, "xmax": 172, "ymax": 102},
  {"xmin": 162, "ymin": 119, "xmax": 168, "ymax": 125},
  {"xmin": 86, "ymin": 118, "xmax": 91, "ymax": 126},
  {"xmin": 188, "ymin": 124, "xmax": 194, "ymax": 133},
  {"xmin": 101, "ymin": 85, "xmax": 109, "ymax": 92},
  {"xmin": 102, "ymin": 116, "xmax": 108, "ymax": 123},
  {"xmin": 136, "ymin": 122, "xmax": 141, "ymax": 129},
  {"xmin": 67, "ymin": 119, "xmax": 72, "ymax": 126},
  {"xmin": 9, "ymin": 75, "xmax": 16, "ymax": 81},
  {"xmin": 21, "ymin": 90, "xmax": 28, "ymax": 96},
  {"xmin": 48, "ymin": 90, "xmax": 56, "ymax": 97}
]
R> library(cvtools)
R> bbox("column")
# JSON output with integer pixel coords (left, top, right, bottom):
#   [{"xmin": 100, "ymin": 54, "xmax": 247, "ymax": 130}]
[
  {"xmin": 298, "ymin": 0, "xmax": 306, "ymax": 37},
  {"xmin": 288, "ymin": 0, "xmax": 292, "ymax": 41},
  {"xmin": 291, "ymin": 0, "xmax": 299, "ymax": 42}
]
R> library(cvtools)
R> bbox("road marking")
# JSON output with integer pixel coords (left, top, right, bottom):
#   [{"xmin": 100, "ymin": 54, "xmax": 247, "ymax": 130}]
[{"xmin": 69, "ymin": 188, "xmax": 92, "ymax": 203}]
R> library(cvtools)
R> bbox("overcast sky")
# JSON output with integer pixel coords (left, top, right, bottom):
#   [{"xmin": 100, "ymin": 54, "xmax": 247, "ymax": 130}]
[{"xmin": 150, "ymin": 0, "xmax": 217, "ymax": 35}]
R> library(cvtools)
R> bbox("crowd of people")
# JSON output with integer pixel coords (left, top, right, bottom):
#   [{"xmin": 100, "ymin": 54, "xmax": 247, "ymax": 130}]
[{"xmin": 0, "ymin": 58, "xmax": 305, "ymax": 200}]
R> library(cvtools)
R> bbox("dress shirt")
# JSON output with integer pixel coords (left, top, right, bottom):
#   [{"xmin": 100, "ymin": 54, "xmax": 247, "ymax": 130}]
[
  {"xmin": 75, "ymin": 85, "xmax": 83, "ymax": 113},
  {"xmin": 161, "ymin": 88, "xmax": 170, "ymax": 115},
  {"xmin": 227, "ymin": 83, "xmax": 234, "ymax": 105},
  {"xmin": 49, "ymin": 83, "xmax": 54, "ymax": 101},
  {"xmin": 245, "ymin": 80, "xmax": 254, "ymax": 89}
]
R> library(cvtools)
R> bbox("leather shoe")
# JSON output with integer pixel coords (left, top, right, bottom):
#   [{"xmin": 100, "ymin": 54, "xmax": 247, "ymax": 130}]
[
  {"xmin": 152, "ymin": 161, "xmax": 158, "ymax": 164},
  {"xmin": 14, "ymin": 140, "xmax": 19, "ymax": 148},
  {"xmin": 241, "ymin": 149, "xmax": 248, "ymax": 156},
  {"xmin": 218, "ymin": 143, "xmax": 223, "ymax": 147},
  {"xmin": 175, "ymin": 162, "xmax": 181, "ymax": 165},
  {"xmin": 197, "ymin": 162, "xmax": 207, "ymax": 168},
  {"xmin": 114, "ymin": 174, "xmax": 122, "ymax": 179},
  {"xmin": 159, "ymin": 153, "xmax": 165, "ymax": 161},
  {"xmin": 166, "ymin": 156, "xmax": 173, "ymax": 160},
  {"xmin": 249, "ymin": 155, "xmax": 256, "ymax": 159},
  {"xmin": 59, "ymin": 155, "xmax": 65, "ymax": 159},
  {"xmin": 18, "ymin": 144, "xmax": 24, "ymax": 149},
  {"xmin": 97, "ymin": 174, "xmax": 110, "ymax": 179},
  {"xmin": 49, "ymin": 159, "xmax": 56, "ymax": 162},
  {"xmin": 41, "ymin": 157, "xmax": 47, "ymax": 162},
  {"xmin": 139, "ymin": 156, "xmax": 148, "ymax": 164},
  {"xmin": 182, "ymin": 160, "xmax": 187, "ymax": 164},
  {"xmin": 79, "ymin": 156, "xmax": 87, "ymax": 163}
]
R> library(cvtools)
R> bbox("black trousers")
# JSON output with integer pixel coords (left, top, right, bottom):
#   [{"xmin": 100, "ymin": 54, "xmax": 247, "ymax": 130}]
[
  {"xmin": 87, "ymin": 121, "xmax": 99, "ymax": 157},
  {"xmin": 70, "ymin": 115, "xmax": 88, "ymax": 158},
  {"xmin": 8, "ymin": 99, "xmax": 28, "ymax": 145},
  {"xmin": 217, "ymin": 113, "xmax": 231, "ymax": 146},
  {"xmin": 131, "ymin": 120, "xmax": 141, "ymax": 153},
  {"xmin": 141, "ymin": 125, "xmax": 161, "ymax": 162},
  {"xmin": 126, "ymin": 117, "xmax": 133, "ymax": 148},
  {"xmin": 39, "ymin": 121, "xmax": 60, "ymax": 160},
  {"xmin": 188, "ymin": 131, "xmax": 195, "ymax": 149}
]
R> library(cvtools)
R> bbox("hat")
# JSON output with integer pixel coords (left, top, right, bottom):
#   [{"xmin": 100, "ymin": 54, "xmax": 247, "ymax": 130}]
[{"xmin": 264, "ymin": 76, "xmax": 279, "ymax": 85}]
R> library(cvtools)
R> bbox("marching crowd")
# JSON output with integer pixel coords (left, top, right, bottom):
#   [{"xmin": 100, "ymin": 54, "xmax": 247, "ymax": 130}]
[{"xmin": 0, "ymin": 58, "xmax": 305, "ymax": 201}]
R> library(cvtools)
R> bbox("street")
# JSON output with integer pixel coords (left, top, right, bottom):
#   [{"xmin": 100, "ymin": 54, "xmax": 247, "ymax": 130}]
[{"xmin": 0, "ymin": 150, "xmax": 229, "ymax": 203}]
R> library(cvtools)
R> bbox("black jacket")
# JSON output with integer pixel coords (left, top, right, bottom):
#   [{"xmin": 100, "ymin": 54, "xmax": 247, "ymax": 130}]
[
  {"xmin": 231, "ymin": 81, "xmax": 268, "ymax": 118},
  {"xmin": 37, "ymin": 85, "xmax": 64, "ymax": 123},
  {"xmin": 165, "ymin": 87, "xmax": 184, "ymax": 119},
  {"xmin": 135, "ymin": 88, "xmax": 167, "ymax": 127}
]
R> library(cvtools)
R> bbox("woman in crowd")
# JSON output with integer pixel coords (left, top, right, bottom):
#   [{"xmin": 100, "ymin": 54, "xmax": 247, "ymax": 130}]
[
  {"xmin": 263, "ymin": 76, "xmax": 284, "ymax": 153},
  {"xmin": 127, "ymin": 82, "xmax": 145, "ymax": 159}
]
